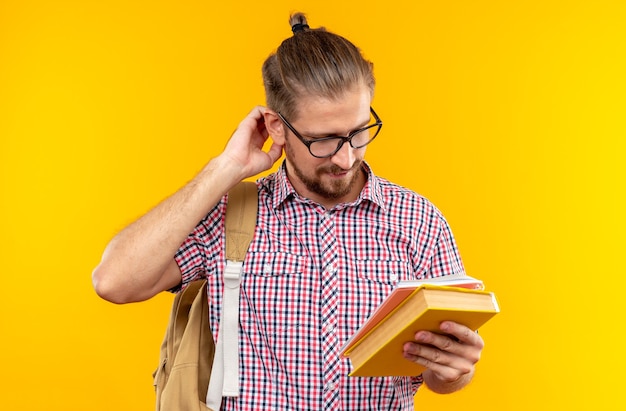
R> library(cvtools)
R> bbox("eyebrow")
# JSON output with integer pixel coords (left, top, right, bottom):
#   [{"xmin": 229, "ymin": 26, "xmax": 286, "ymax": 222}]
[{"xmin": 300, "ymin": 117, "xmax": 371, "ymax": 139}]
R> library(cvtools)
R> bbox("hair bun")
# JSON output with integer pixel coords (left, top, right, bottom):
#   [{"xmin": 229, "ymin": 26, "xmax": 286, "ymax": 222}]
[
  {"xmin": 289, "ymin": 12, "xmax": 309, "ymax": 35},
  {"xmin": 291, "ymin": 23, "xmax": 309, "ymax": 34}
]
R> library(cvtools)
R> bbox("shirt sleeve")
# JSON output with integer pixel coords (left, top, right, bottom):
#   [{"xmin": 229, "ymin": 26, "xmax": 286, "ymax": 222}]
[
  {"xmin": 428, "ymin": 209, "xmax": 466, "ymax": 278},
  {"xmin": 170, "ymin": 197, "xmax": 227, "ymax": 292}
]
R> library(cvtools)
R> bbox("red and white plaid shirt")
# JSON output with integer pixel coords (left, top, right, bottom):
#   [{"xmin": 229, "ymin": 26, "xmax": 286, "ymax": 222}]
[{"xmin": 175, "ymin": 162, "xmax": 465, "ymax": 410}]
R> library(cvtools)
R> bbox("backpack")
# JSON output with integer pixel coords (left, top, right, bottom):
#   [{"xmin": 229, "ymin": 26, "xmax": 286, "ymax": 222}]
[{"xmin": 153, "ymin": 181, "xmax": 258, "ymax": 411}]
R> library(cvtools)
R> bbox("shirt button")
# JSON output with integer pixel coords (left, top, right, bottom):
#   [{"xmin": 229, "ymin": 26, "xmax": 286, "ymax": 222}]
[
  {"xmin": 327, "ymin": 382, "xmax": 336, "ymax": 391},
  {"xmin": 263, "ymin": 264, "xmax": 272, "ymax": 274},
  {"xmin": 390, "ymin": 273, "xmax": 398, "ymax": 282}
]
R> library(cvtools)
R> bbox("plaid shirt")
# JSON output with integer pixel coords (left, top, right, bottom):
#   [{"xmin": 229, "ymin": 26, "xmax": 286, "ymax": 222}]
[{"xmin": 175, "ymin": 162, "xmax": 465, "ymax": 410}]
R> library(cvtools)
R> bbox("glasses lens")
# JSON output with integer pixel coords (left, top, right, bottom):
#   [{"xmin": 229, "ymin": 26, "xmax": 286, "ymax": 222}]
[
  {"xmin": 351, "ymin": 125, "xmax": 380, "ymax": 148},
  {"xmin": 309, "ymin": 139, "xmax": 342, "ymax": 157}
]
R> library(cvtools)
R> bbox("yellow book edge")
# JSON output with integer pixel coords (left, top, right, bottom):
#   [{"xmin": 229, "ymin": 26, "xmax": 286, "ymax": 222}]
[
  {"xmin": 344, "ymin": 285, "xmax": 499, "ymax": 376},
  {"xmin": 343, "ymin": 284, "xmax": 498, "ymax": 358}
]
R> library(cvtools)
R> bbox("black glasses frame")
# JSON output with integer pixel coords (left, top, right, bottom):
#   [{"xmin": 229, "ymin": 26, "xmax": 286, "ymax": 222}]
[{"xmin": 277, "ymin": 107, "xmax": 383, "ymax": 158}]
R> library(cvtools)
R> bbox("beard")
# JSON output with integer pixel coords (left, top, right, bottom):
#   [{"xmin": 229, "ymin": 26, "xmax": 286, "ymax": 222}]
[{"xmin": 284, "ymin": 140, "xmax": 363, "ymax": 201}]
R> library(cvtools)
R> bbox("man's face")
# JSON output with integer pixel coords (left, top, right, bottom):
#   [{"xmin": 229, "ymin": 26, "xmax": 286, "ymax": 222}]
[{"xmin": 281, "ymin": 86, "xmax": 372, "ymax": 207}]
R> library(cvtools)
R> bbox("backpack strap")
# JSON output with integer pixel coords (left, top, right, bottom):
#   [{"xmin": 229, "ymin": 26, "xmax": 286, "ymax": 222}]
[
  {"xmin": 225, "ymin": 181, "xmax": 258, "ymax": 261},
  {"xmin": 206, "ymin": 181, "xmax": 258, "ymax": 409}
]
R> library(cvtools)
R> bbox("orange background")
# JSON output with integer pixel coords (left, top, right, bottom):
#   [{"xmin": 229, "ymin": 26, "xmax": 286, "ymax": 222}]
[{"xmin": 1, "ymin": 1, "xmax": 624, "ymax": 410}]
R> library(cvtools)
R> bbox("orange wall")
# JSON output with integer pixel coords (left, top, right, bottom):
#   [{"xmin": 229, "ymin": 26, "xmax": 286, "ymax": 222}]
[{"xmin": 1, "ymin": 1, "xmax": 624, "ymax": 410}]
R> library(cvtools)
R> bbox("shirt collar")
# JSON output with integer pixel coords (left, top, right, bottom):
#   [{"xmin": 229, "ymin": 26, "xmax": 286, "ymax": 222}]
[
  {"xmin": 266, "ymin": 160, "xmax": 387, "ymax": 211},
  {"xmin": 358, "ymin": 162, "xmax": 386, "ymax": 211}
]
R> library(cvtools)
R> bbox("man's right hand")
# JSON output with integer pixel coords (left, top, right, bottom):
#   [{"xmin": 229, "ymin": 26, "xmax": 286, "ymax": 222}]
[{"xmin": 219, "ymin": 106, "xmax": 284, "ymax": 181}]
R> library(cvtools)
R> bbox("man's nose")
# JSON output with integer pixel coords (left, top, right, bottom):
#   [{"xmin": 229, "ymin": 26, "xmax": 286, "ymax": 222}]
[{"xmin": 330, "ymin": 141, "xmax": 357, "ymax": 170}]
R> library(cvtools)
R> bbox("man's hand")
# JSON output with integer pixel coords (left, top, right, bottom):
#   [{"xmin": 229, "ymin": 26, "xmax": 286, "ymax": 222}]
[
  {"xmin": 220, "ymin": 106, "xmax": 284, "ymax": 180},
  {"xmin": 402, "ymin": 321, "xmax": 484, "ymax": 393}
]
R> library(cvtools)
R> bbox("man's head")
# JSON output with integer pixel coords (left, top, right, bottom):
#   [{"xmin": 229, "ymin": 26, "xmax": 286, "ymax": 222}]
[
  {"xmin": 262, "ymin": 12, "xmax": 375, "ymax": 121},
  {"xmin": 262, "ymin": 13, "xmax": 379, "ymax": 207}
]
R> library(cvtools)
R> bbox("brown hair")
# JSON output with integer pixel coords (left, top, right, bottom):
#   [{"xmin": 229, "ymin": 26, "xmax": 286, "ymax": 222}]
[{"xmin": 262, "ymin": 12, "xmax": 375, "ymax": 120}]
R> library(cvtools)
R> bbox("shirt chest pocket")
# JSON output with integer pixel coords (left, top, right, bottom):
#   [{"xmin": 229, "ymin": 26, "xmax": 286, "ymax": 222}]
[
  {"xmin": 240, "ymin": 251, "xmax": 313, "ymax": 343},
  {"xmin": 353, "ymin": 259, "xmax": 414, "ymax": 302},
  {"xmin": 243, "ymin": 251, "xmax": 309, "ymax": 278}
]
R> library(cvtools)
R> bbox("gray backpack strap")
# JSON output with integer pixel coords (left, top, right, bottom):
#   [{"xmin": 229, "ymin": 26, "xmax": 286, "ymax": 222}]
[{"xmin": 206, "ymin": 181, "xmax": 258, "ymax": 409}]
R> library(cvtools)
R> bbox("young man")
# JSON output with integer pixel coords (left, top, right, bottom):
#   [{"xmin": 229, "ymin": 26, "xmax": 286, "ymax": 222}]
[{"xmin": 93, "ymin": 12, "xmax": 484, "ymax": 410}]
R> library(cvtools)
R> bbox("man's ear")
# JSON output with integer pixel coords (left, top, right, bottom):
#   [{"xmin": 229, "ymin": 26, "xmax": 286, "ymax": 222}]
[{"xmin": 264, "ymin": 110, "xmax": 286, "ymax": 145}]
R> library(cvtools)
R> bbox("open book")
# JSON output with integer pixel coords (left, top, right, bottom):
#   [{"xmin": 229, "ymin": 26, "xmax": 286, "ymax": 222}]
[{"xmin": 341, "ymin": 275, "xmax": 499, "ymax": 377}]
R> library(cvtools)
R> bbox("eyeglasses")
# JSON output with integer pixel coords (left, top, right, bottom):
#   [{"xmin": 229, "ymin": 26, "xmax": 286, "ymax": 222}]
[{"xmin": 277, "ymin": 107, "xmax": 383, "ymax": 158}]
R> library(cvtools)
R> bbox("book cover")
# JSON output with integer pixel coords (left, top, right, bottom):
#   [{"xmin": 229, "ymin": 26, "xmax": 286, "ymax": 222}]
[
  {"xmin": 340, "ymin": 275, "xmax": 485, "ymax": 355},
  {"xmin": 342, "ymin": 283, "xmax": 499, "ymax": 377}
]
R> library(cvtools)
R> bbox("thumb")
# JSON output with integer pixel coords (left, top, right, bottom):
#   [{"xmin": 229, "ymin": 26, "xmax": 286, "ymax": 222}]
[{"xmin": 266, "ymin": 142, "xmax": 284, "ymax": 164}]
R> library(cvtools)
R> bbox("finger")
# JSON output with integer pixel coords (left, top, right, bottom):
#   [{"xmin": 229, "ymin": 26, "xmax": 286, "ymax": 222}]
[
  {"xmin": 412, "ymin": 330, "xmax": 463, "ymax": 353},
  {"xmin": 411, "ymin": 328, "xmax": 483, "ymax": 369},
  {"xmin": 240, "ymin": 108, "xmax": 270, "ymax": 147},
  {"xmin": 439, "ymin": 321, "xmax": 484, "ymax": 349},
  {"xmin": 266, "ymin": 142, "xmax": 284, "ymax": 164},
  {"xmin": 238, "ymin": 106, "xmax": 266, "ymax": 133},
  {"xmin": 256, "ymin": 116, "xmax": 267, "ymax": 136},
  {"xmin": 402, "ymin": 342, "xmax": 470, "ymax": 381},
  {"xmin": 249, "ymin": 123, "xmax": 270, "ymax": 147},
  {"xmin": 248, "ymin": 105, "xmax": 267, "ymax": 118},
  {"xmin": 403, "ymin": 339, "xmax": 454, "ymax": 365}
]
